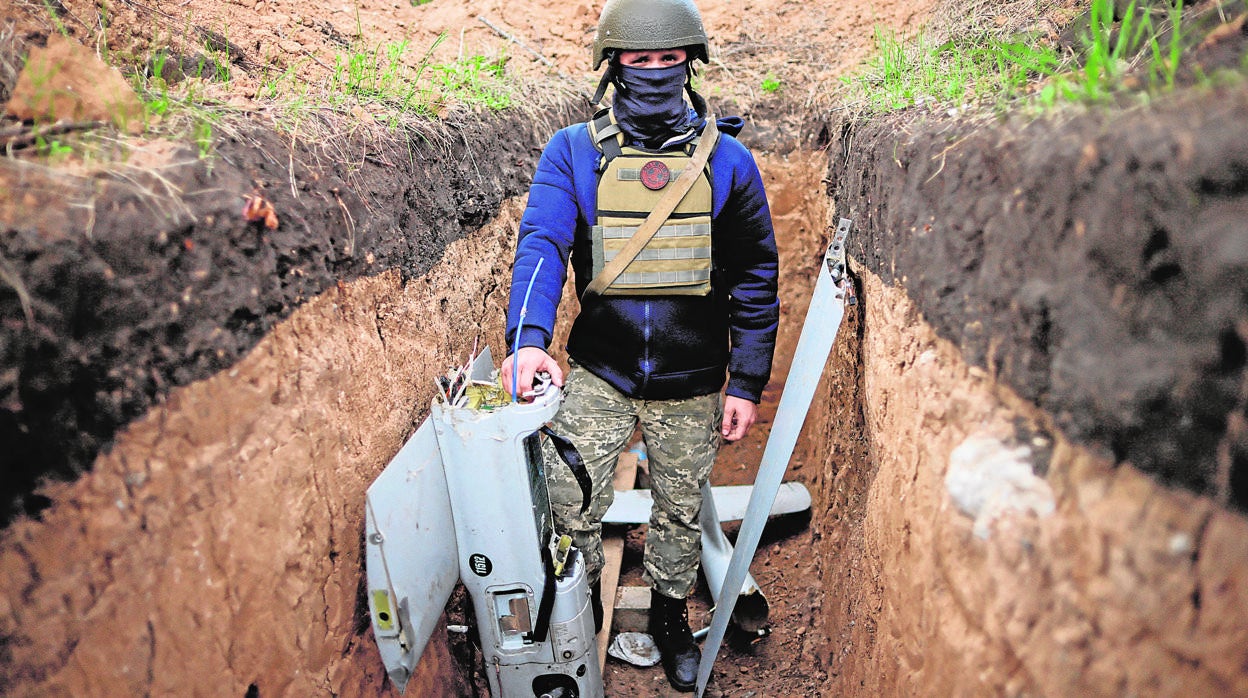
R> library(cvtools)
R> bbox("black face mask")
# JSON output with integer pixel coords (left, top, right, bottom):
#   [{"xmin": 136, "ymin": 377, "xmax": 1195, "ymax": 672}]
[{"xmin": 612, "ymin": 63, "xmax": 692, "ymax": 149}]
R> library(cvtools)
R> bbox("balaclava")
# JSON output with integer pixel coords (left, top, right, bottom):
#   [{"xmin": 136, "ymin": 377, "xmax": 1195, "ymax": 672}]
[{"xmin": 611, "ymin": 61, "xmax": 693, "ymax": 149}]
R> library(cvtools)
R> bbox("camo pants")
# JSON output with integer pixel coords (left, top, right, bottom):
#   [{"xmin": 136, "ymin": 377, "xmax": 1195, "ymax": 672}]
[{"xmin": 542, "ymin": 363, "xmax": 722, "ymax": 599}]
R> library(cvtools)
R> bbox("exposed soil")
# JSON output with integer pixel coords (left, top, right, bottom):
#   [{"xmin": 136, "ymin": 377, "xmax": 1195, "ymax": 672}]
[
  {"xmin": 2, "ymin": 0, "xmax": 1248, "ymax": 695},
  {"xmin": 0, "ymin": 0, "xmax": 937, "ymax": 526},
  {"xmin": 0, "ymin": 0, "xmax": 890, "ymax": 683},
  {"xmin": 0, "ymin": 207, "xmax": 529, "ymax": 695},
  {"xmin": 841, "ymin": 270, "xmax": 1248, "ymax": 696},
  {"xmin": 4, "ymin": 0, "xmax": 931, "ymax": 113},
  {"xmin": 825, "ymin": 83, "xmax": 1248, "ymax": 509},
  {"xmin": 0, "ymin": 94, "xmax": 577, "ymax": 525}
]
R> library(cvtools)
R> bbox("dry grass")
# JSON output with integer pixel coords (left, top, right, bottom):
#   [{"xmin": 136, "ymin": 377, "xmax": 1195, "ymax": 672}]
[
  {"xmin": 0, "ymin": 22, "xmax": 22, "ymax": 104},
  {"xmin": 924, "ymin": 0, "xmax": 1086, "ymax": 45},
  {"xmin": 0, "ymin": 0, "xmax": 582, "ymax": 199},
  {"xmin": 0, "ymin": 251, "xmax": 35, "ymax": 325}
]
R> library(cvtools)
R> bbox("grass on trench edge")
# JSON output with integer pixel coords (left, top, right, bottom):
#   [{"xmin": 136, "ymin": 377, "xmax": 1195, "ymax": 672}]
[
  {"xmin": 842, "ymin": 0, "xmax": 1244, "ymax": 115},
  {"xmin": 11, "ymin": 4, "xmax": 525, "ymax": 163},
  {"xmin": 140, "ymin": 31, "xmax": 518, "ymax": 157}
]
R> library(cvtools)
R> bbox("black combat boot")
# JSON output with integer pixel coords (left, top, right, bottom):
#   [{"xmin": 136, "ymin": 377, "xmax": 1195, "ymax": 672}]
[
  {"xmin": 648, "ymin": 589, "xmax": 700, "ymax": 692},
  {"xmin": 590, "ymin": 579, "xmax": 604, "ymax": 634}
]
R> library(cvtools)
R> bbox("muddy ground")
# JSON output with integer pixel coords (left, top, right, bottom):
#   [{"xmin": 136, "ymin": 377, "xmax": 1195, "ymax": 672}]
[{"xmin": 2, "ymin": 0, "xmax": 1248, "ymax": 695}]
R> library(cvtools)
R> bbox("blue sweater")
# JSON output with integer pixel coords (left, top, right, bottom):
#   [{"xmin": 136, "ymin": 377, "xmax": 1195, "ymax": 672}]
[{"xmin": 505, "ymin": 117, "xmax": 779, "ymax": 403}]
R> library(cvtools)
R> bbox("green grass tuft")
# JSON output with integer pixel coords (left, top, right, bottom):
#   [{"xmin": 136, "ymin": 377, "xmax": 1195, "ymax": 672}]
[
  {"xmin": 843, "ymin": 0, "xmax": 1205, "ymax": 115},
  {"xmin": 433, "ymin": 53, "xmax": 513, "ymax": 110},
  {"xmin": 257, "ymin": 32, "xmax": 517, "ymax": 124},
  {"xmin": 843, "ymin": 27, "xmax": 1063, "ymax": 112}
]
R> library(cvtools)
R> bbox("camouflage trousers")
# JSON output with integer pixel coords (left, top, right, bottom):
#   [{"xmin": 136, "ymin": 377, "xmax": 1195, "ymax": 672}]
[{"xmin": 541, "ymin": 363, "xmax": 722, "ymax": 600}]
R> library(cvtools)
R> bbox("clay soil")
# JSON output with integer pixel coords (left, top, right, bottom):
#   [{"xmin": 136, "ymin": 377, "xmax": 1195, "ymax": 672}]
[
  {"xmin": 3, "ymin": 0, "xmax": 1248, "ymax": 695},
  {"xmin": 0, "ymin": 0, "xmax": 933, "ymax": 692}
]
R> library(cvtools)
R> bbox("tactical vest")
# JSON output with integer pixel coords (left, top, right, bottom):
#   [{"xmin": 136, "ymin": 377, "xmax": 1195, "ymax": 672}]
[{"xmin": 587, "ymin": 109, "xmax": 713, "ymax": 296}]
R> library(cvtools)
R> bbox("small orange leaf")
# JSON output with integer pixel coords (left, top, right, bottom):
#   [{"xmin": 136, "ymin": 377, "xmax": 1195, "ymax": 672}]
[{"xmin": 242, "ymin": 194, "xmax": 279, "ymax": 229}]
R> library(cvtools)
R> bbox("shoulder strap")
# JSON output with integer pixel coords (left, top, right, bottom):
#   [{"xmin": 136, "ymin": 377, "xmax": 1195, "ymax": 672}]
[
  {"xmin": 588, "ymin": 109, "xmax": 623, "ymax": 169},
  {"xmin": 540, "ymin": 425, "xmax": 591, "ymax": 513},
  {"xmin": 584, "ymin": 116, "xmax": 720, "ymax": 297},
  {"xmin": 525, "ymin": 545, "xmax": 558, "ymax": 644}
]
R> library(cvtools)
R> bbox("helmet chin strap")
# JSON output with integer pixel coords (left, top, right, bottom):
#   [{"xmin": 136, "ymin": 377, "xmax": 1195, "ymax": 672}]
[
  {"xmin": 686, "ymin": 62, "xmax": 708, "ymax": 118},
  {"xmin": 590, "ymin": 54, "xmax": 618, "ymax": 107}
]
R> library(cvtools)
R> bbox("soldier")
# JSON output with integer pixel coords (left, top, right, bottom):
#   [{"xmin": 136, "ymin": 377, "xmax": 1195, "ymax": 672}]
[{"xmin": 501, "ymin": 0, "xmax": 779, "ymax": 690}]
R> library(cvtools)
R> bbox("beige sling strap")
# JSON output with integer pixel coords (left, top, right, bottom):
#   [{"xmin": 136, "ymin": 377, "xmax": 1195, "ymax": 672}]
[{"xmin": 584, "ymin": 116, "xmax": 720, "ymax": 296}]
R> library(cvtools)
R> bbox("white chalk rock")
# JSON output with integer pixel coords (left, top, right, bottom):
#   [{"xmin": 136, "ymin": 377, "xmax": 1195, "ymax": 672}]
[{"xmin": 945, "ymin": 431, "xmax": 1055, "ymax": 539}]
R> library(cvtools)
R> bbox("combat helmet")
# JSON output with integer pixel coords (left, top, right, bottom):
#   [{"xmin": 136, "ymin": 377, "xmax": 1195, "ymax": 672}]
[{"xmin": 592, "ymin": 0, "xmax": 710, "ymax": 69}]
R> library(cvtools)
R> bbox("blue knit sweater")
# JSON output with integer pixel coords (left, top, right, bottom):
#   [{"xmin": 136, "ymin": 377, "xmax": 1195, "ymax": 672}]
[{"xmin": 505, "ymin": 116, "xmax": 779, "ymax": 403}]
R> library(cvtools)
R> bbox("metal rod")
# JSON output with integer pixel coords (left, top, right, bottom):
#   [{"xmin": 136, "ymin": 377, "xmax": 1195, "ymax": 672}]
[{"xmin": 694, "ymin": 220, "xmax": 854, "ymax": 696}]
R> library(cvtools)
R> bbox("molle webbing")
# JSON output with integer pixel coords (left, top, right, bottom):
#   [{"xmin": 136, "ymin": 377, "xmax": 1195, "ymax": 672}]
[{"xmin": 588, "ymin": 111, "xmax": 713, "ymax": 296}]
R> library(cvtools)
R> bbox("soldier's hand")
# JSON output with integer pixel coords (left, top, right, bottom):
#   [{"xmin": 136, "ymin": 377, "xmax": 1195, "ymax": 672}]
[
  {"xmin": 501, "ymin": 347, "xmax": 564, "ymax": 400},
  {"xmin": 721, "ymin": 395, "xmax": 757, "ymax": 441}
]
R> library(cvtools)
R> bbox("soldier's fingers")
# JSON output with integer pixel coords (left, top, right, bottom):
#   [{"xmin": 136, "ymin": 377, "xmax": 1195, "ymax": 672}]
[
  {"xmin": 541, "ymin": 355, "xmax": 565, "ymax": 386},
  {"xmin": 500, "ymin": 357, "xmax": 517, "ymax": 394},
  {"xmin": 519, "ymin": 363, "xmax": 538, "ymax": 397},
  {"xmin": 506, "ymin": 354, "xmax": 535, "ymax": 397},
  {"xmin": 725, "ymin": 401, "xmax": 757, "ymax": 441},
  {"xmin": 733, "ymin": 416, "xmax": 754, "ymax": 441}
]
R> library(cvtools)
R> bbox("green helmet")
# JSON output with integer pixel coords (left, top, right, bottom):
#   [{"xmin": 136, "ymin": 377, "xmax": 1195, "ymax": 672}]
[{"xmin": 591, "ymin": 0, "xmax": 710, "ymax": 70}]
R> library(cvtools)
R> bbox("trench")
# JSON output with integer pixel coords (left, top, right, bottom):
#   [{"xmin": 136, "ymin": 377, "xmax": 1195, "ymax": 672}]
[{"xmin": 3, "ymin": 88, "xmax": 1248, "ymax": 695}]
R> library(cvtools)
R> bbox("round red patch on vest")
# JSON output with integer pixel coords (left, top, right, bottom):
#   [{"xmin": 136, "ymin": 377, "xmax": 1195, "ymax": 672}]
[{"xmin": 639, "ymin": 160, "xmax": 671, "ymax": 190}]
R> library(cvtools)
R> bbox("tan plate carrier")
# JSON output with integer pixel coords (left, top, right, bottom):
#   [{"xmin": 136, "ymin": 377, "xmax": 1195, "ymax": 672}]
[{"xmin": 585, "ymin": 110, "xmax": 720, "ymax": 296}]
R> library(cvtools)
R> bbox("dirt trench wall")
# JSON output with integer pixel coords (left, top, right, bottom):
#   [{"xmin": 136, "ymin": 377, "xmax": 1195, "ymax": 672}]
[
  {"xmin": 0, "ymin": 95, "xmax": 588, "ymax": 696},
  {"xmin": 850, "ymin": 272, "xmax": 1247, "ymax": 695},
  {"xmin": 815, "ymin": 85, "xmax": 1248, "ymax": 695},
  {"xmin": 0, "ymin": 101, "xmax": 579, "ymax": 527},
  {"xmin": 825, "ymin": 86, "xmax": 1248, "ymax": 505},
  {"xmin": 0, "ymin": 200, "xmax": 528, "ymax": 695}
]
